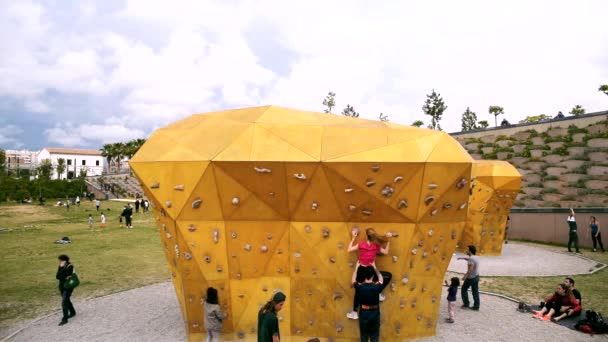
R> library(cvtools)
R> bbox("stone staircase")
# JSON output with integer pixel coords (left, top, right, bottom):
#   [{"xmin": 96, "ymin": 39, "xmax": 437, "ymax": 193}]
[
  {"xmin": 456, "ymin": 120, "xmax": 608, "ymax": 208},
  {"xmin": 88, "ymin": 173, "xmax": 144, "ymax": 199}
]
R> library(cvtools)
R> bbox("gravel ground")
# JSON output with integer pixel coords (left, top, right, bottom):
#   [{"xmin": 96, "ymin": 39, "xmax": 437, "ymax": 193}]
[
  {"xmin": 447, "ymin": 242, "xmax": 604, "ymax": 276},
  {"xmin": 3, "ymin": 242, "xmax": 607, "ymax": 342}
]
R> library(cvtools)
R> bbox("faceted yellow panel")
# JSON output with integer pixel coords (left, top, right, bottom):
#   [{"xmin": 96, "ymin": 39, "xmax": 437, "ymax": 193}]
[
  {"xmin": 459, "ymin": 160, "xmax": 522, "ymax": 255},
  {"xmin": 130, "ymin": 105, "xmax": 517, "ymax": 340}
]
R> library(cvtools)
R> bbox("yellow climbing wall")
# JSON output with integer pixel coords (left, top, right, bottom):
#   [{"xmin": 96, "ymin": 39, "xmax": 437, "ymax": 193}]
[
  {"xmin": 130, "ymin": 106, "xmax": 475, "ymax": 341},
  {"xmin": 459, "ymin": 160, "xmax": 521, "ymax": 255}
]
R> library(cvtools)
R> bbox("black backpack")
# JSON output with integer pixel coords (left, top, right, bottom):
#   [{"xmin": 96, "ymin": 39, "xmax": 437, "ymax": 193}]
[{"xmin": 575, "ymin": 310, "xmax": 608, "ymax": 334}]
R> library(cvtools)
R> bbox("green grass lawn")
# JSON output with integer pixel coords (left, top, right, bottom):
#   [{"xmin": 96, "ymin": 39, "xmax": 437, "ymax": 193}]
[
  {"xmin": 1, "ymin": 201, "xmax": 606, "ymax": 334},
  {"xmin": 0, "ymin": 200, "xmax": 169, "ymax": 331}
]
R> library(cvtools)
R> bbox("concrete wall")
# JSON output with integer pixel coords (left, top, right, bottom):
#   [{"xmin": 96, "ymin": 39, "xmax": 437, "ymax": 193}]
[
  {"xmin": 451, "ymin": 111, "xmax": 608, "ymax": 140},
  {"xmin": 509, "ymin": 212, "xmax": 608, "ymax": 248}
]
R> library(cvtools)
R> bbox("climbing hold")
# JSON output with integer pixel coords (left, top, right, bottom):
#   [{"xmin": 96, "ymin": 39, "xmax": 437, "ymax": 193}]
[
  {"xmin": 188, "ymin": 224, "xmax": 196, "ymax": 232},
  {"xmin": 231, "ymin": 232, "xmax": 237, "ymax": 239},
  {"xmin": 236, "ymin": 272, "xmax": 241, "ymax": 279},
  {"xmin": 213, "ymin": 229, "xmax": 219, "ymax": 244},
  {"xmin": 401, "ymin": 276, "xmax": 409, "ymax": 284},
  {"xmin": 174, "ymin": 184, "xmax": 184, "ymax": 191},
  {"xmin": 333, "ymin": 292, "xmax": 343, "ymax": 300},
  {"xmin": 456, "ymin": 177, "xmax": 468, "ymax": 189},
  {"xmin": 294, "ymin": 252, "xmax": 302, "ymax": 258},
  {"xmin": 366, "ymin": 179, "xmax": 376, "ymax": 187},
  {"xmin": 428, "ymin": 230, "xmax": 434, "ymax": 237},
  {"xmin": 424, "ymin": 195, "xmax": 435, "ymax": 206},
  {"xmin": 380, "ymin": 185, "xmax": 394, "ymax": 198},
  {"xmin": 411, "ymin": 299, "xmax": 417, "ymax": 308},
  {"xmin": 459, "ymin": 202, "xmax": 467, "ymax": 210},
  {"xmin": 320, "ymin": 300, "xmax": 326, "ymax": 308},
  {"xmin": 311, "ymin": 201, "xmax": 319, "ymax": 210},
  {"xmin": 312, "ymin": 267, "xmax": 318, "ymax": 275},
  {"xmin": 336, "ymin": 324, "xmax": 344, "ymax": 333},
  {"xmin": 344, "ymin": 187, "xmax": 354, "ymax": 193},
  {"xmin": 191, "ymin": 198, "xmax": 202, "ymax": 209},
  {"xmin": 165, "ymin": 201, "xmax": 172, "ymax": 208},
  {"xmin": 244, "ymin": 243, "xmax": 252, "ymax": 251},
  {"xmin": 361, "ymin": 209, "xmax": 373, "ymax": 216},
  {"xmin": 260, "ymin": 245, "xmax": 268, "ymax": 253},
  {"xmin": 451, "ymin": 230, "xmax": 457, "ymax": 240},
  {"xmin": 422, "ymin": 286, "xmax": 427, "ymax": 293},
  {"xmin": 232, "ymin": 197, "xmax": 240, "ymax": 205},
  {"xmin": 184, "ymin": 252, "xmax": 192, "ymax": 261},
  {"xmin": 443, "ymin": 202, "xmax": 452, "ymax": 209},
  {"xmin": 204, "ymin": 255, "xmax": 211, "ymax": 263},
  {"xmin": 268, "ymin": 192, "xmax": 275, "ymax": 197},
  {"xmin": 430, "ymin": 208, "xmax": 439, "ymax": 216},
  {"xmin": 417, "ymin": 314, "xmax": 423, "ymax": 321},
  {"xmin": 432, "ymin": 296, "xmax": 437, "ymax": 303},
  {"xmin": 305, "ymin": 225, "xmax": 312, "ymax": 233},
  {"xmin": 254, "ymin": 167, "xmax": 272, "ymax": 173},
  {"xmin": 174, "ymin": 244, "xmax": 180, "ymax": 258},
  {"xmin": 294, "ymin": 266, "xmax": 300, "ymax": 273},
  {"xmin": 400, "ymin": 298, "xmax": 406, "ymax": 308},
  {"xmin": 337, "ymin": 242, "xmax": 345, "ymax": 249},
  {"xmin": 371, "ymin": 165, "xmax": 380, "ymax": 172},
  {"xmin": 393, "ymin": 176, "xmax": 403, "ymax": 183},
  {"xmin": 293, "ymin": 173, "xmax": 306, "ymax": 180},
  {"xmin": 348, "ymin": 204, "xmax": 357, "ymax": 211},
  {"xmin": 411, "ymin": 248, "xmax": 418, "ymax": 255},
  {"xmin": 262, "ymin": 286, "xmax": 268, "ymax": 292},
  {"xmin": 216, "ymin": 266, "xmax": 222, "ymax": 272},
  {"xmin": 392, "ymin": 255, "xmax": 398, "ymax": 263},
  {"xmin": 276, "ymin": 267, "xmax": 283, "ymax": 274},
  {"xmin": 433, "ymin": 246, "xmax": 439, "ymax": 253},
  {"xmin": 397, "ymin": 199, "xmax": 408, "ymax": 209},
  {"xmin": 166, "ymin": 232, "xmax": 172, "ymax": 239},
  {"xmin": 422, "ymin": 251, "xmax": 428, "ymax": 258},
  {"xmin": 162, "ymin": 224, "xmax": 167, "ymax": 231},
  {"xmin": 329, "ymin": 257, "xmax": 336, "ymax": 263},
  {"xmin": 266, "ymin": 233, "xmax": 273, "ymax": 240},
  {"xmin": 418, "ymin": 240, "xmax": 424, "ymax": 247},
  {"xmin": 150, "ymin": 182, "xmax": 160, "ymax": 189},
  {"xmin": 322, "ymin": 228, "xmax": 330, "ymax": 238},
  {"xmin": 428, "ymin": 183, "xmax": 438, "ymax": 189}
]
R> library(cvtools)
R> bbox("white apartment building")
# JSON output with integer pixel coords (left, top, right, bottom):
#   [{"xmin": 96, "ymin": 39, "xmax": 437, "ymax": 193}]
[
  {"xmin": 37, "ymin": 148, "xmax": 104, "ymax": 180},
  {"xmin": 4, "ymin": 149, "xmax": 38, "ymax": 172}
]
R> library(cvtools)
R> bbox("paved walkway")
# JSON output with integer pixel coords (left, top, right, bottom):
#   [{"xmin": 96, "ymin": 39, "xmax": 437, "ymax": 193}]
[{"xmin": 3, "ymin": 242, "xmax": 607, "ymax": 342}]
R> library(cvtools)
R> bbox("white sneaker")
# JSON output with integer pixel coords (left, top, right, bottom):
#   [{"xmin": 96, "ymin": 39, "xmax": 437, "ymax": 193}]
[
  {"xmin": 379, "ymin": 293, "xmax": 386, "ymax": 302},
  {"xmin": 346, "ymin": 311, "xmax": 359, "ymax": 320}
]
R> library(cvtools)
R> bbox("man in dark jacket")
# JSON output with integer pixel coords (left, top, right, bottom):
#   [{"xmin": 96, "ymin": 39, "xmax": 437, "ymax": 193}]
[{"xmin": 56, "ymin": 254, "xmax": 76, "ymax": 325}]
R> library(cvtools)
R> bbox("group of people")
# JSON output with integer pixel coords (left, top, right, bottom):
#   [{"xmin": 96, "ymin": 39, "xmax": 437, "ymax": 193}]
[
  {"xmin": 567, "ymin": 208, "xmax": 604, "ymax": 253},
  {"xmin": 533, "ymin": 277, "xmax": 582, "ymax": 322}
]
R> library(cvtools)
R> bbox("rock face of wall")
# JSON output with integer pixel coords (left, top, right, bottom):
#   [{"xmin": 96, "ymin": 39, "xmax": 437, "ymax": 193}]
[
  {"xmin": 458, "ymin": 161, "xmax": 521, "ymax": 256},
  {"xmin": 130, "ymin": 106, "xmax": 475, "ymax": 341},
  {"xmin": 454, "ymin": 119, "xmax": 608, "ymax": 209}
]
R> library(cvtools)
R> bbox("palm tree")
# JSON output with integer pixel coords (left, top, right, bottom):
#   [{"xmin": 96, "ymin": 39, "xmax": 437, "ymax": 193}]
[
  {"xmin": 56, "ymin": 158, "xmax": 66, "ymax": 180},
  {"xmin": 100, "ymin": 144, "xmax": 117, "ymax": 173},
  {"xmin": 489, "ymin": 106, "xmax": 505, "ymax": 127},
  {"xmin": 599, "ymin": 84, "xmax": 608, "ymax": 96}
]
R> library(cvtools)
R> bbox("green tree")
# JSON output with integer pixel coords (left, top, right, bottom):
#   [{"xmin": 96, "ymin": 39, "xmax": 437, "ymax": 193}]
[
  {"xmin": 322, "ymin": 91, "xmax": 336, "ymax": 113},
  {"xmin": 599, "ymin": 84, "xmax": 608, "ymax": 96},
  {"xmin": 378, "ymin": 113, "xmax": 389, "ymax": 122},
  {"xmin": 411, "ymin": 120, "xmax": 424, "ymax": 127},
  {"xmin": 100, "ymin": 143, "xmax": 117, "ymax": 171},
  {"xmin": 37, "ymin": 159, "xmax": 53, "ymax": 180},
  {"xmin": 488, "ymin": 106, "xmax": 504, "ymax": 127},
  {"xmin": 0, "ymin": 149, "xmax": 5, "ymax": 175},
  {"xmin": 56, "ymin": 158, "xmax": 66, "ymax": 180},
  {"xmin": 478, "ymin": 120, "xmax": 489, "ymax": 129},
  {"xmin": 569, "ymin": 105, "xmax": 586, "ymax": 116},
  {"xmin": 461, "ymin": 107, "xmax": 478, "ymax": 131},
  {"xmin": 341, "ymin": 104, "xmax": 359, "ymax": 118},
  {"xmin": 422, "ymin": 89, "xmax": 447, "ymax": 130}
]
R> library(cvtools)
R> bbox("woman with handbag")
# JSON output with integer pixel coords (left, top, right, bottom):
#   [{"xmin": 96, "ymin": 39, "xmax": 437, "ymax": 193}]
[{"xmin": 56, "ymin": 254, "xmax": 77, "ymax": 326}]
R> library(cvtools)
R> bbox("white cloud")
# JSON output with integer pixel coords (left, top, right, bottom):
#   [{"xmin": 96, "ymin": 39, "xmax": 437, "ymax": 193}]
[
  {"xmin": 0, "ymin": 124, "xmax": 24, "ymax": 147},
  {"xmin": 44, "ymin": 122, "xmax": 146, "ymax": 147},
  {"xmin": 1, "ymin": 0, "xmax": 608, "ymax": 151}
]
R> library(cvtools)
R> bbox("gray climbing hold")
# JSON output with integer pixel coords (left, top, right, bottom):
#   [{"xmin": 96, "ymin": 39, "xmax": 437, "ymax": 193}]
[
  {"xmin": 174, "ymin": 184, "xmax": 184, "ymax": 191},
  {"xmin": 192, "ymin": 198, "xmax": 202, "ymax": 209},
  {"xmin": 151, "ymin": 182, "xmax": 160, "ymax": 189},
  {"xmin": 165, "ymin": 201, "xmax": 172, "ymax": 208}
]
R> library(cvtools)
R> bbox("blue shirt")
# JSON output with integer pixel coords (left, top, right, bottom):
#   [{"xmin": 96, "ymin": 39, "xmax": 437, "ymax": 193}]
[{"xmin": 447, "ymin": 286, "xmax": 458, "ymax": 302}]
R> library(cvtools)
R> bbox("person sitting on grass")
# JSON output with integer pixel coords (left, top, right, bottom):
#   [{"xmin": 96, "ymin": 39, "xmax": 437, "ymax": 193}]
[
  {"xmin": 552, "ymin": 277, "xmax": 582, "ymax": 322},
  {"xmin": 533, "ymin": 283, "xmax": 577, "ymax": 321}
]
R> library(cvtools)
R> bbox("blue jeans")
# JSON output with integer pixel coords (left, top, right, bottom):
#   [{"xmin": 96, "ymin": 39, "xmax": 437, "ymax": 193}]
[
  {"xmin": 461, "ymin": 276, "xmax": 480, "ymax": 309},
  {"xmin": 60, "ymin": 288, "xmax": 75, "ymax": 320},
  {"xmin": 359, "ymin": 309, "xmax": 380, "ymax": 342}
]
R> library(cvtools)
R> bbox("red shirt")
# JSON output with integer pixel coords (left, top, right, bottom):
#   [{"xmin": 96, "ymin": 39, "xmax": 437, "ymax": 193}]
[{"xmin": 358, "ymin": 241, "xmax": 381, "ymax": 266}]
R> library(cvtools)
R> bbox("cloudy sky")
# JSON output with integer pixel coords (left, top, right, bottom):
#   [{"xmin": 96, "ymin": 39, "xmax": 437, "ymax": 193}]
[{"xmin": 1, "ymin": 0, "xmax": 607, "ymax": 150}]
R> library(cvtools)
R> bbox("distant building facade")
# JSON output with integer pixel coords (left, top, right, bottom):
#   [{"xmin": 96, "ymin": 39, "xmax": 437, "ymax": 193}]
[
  {"xmin": 4, "ymin": 149, "xmax": 38, "ymax": 173},
  {"xmin": 37, "ymin": 148, "xmax": 104, "ymax": 180}
]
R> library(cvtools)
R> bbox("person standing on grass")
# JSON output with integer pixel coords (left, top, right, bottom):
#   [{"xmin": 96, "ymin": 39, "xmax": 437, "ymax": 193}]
[
  {"xmin": 95, "ymin": 199, "xmax": 100, "ymax": 211},
  {"xmin": 589, "ymin": 216, "xmax": 604, "ymax": 252},
  {"xmin": 135, "ymin": 198, "xmax": 140, "ymax": 213},
  {"xmin": 124, "ymin": 203, "xmax": 133, "ymax": 228},
  {"xmin": 56, "ymin": 254, "xmax": 76, "ymax": 326},
  {"xmin": 204, "ymin": 287, "xmax": 227, "ymax": 342},
  {"xmin": 88, "ymin": 214, "xmax": 93, "ymax": 229},
  {"xmin": 257, "ymin": 291, "xmax": 286, "ymax": 342},
  {"xmin": 446, "ymin": 277, "xmax": 460, "ymax": 323},
  {"xmin": 458, "ymin": 245, "xmax": 480, "ymax": 311},
  {"xmin": 100, "ymin": 212, "xmax": 106, "ymax": 229},
  {"xmin": 567, "ymin": 208, "xmax": 581, "ymax": 254}
]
